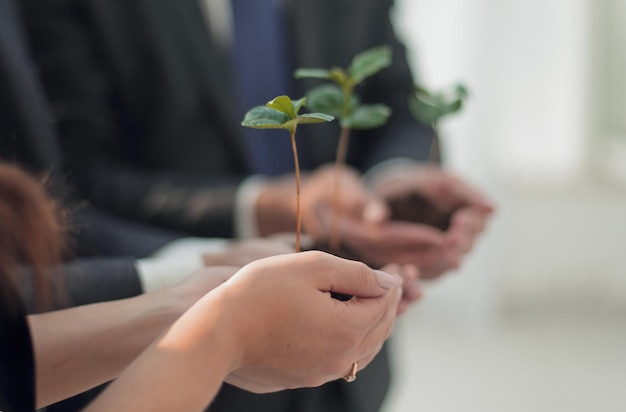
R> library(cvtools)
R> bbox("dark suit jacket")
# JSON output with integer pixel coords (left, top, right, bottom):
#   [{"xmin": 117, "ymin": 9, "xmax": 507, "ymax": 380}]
[
  {"xmin": 21, "ymin": 0, "xmax": 433, "ymax": 239},
  {"xmin": 1, "ymin": 0, "xmax": 180, "ymax": 310},
  {"xmin": 19, "ymin": 1, "xmax": 429, "ymax": 411}
]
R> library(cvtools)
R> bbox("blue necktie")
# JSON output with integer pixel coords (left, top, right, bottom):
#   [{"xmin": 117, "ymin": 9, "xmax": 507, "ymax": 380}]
[{"xmin": 231, "ymin": 0, "xmax": 295, "ymax": 176}]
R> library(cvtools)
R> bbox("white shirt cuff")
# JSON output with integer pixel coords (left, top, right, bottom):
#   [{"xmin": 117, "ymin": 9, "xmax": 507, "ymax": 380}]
[
  {"xmin": 234, "ymin": 175, "xmax": 267, "ymax": 239},
  {"xmin": 136, "ymin": 237, "xmax": 229, "ymax": 292}
]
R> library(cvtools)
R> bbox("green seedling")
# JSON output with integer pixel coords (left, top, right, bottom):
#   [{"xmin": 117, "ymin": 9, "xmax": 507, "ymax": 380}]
[
  {"xmin": 242, "ymin": 95, "xmax": 334, "ymax": 252},
  {"xmin": 409, "ymin": 83, "xmax": 469, "ymax": 161},
  {"xmin": 387, "ymin": 83, "xmax": 470, "ymax": 231},
  {"xmin": 295, "ymin": 45, "xmax": 393, "ymax": 251}
]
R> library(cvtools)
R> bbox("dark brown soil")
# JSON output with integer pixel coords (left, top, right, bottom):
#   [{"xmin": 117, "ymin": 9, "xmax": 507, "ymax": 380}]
[
  {"xmin": 387, "ymin": 192, "xmax": 454, "ymax": 231},
  {"xmin": 310, "ymin": 192, "xmax": 455, "ymax": 300}
]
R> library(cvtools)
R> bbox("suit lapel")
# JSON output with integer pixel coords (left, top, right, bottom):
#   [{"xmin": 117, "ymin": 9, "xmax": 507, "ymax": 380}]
[{"xmin": 0, "ymin": 0, "xmax": 62, "ymax": 172}]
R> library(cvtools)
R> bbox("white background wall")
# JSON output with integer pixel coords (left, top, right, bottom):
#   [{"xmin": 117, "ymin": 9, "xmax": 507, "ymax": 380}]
[
  {"xmin": 390, "ymin": 0, "xmax": 626, "ymax": 319},
  {"xmin": 383, "ymin": 1, "xmax": 626, "ymax": 411}
]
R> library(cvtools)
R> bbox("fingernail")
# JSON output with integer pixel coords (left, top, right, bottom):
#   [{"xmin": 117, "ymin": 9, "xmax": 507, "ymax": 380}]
[
  {"xmin": 363, "ymin": 202, "xmax": 386, "ymax": 223},
  {"xmin": 375, "ymin": 270, "xmax": 398, "ymax": 289}
]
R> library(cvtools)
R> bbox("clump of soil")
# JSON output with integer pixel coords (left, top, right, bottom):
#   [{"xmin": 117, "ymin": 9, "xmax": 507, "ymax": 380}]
[
  {"xmin": 387, "ymin": 192, "xmax": 454, "ymax": 231},
  {"xmin": 311, "ymin": 192, "xmax": 456, "ymax": 300}
]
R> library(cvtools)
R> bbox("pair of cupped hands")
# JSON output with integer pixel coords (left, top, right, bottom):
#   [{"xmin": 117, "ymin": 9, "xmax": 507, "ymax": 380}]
[{"xmin": 174, "ymin": 163, "xmax": 493, "ymax": 394}]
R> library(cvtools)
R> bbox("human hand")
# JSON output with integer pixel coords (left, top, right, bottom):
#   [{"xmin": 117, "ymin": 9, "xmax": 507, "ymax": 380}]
[
  {"xmin": 381, "ymin": 263, "xmax": 422, "ymax": 316},
  {"xmin": 168, "ymin": 266, "xmax": 240, "ymax": 309},
  {"xmin": 256, "ymin": 164, "xmax": 442, "ymax": 266},
  {"xmin": 368, "ymin": 163, "xmax": 495, "ymax": 278},
  {"xmin": 255, "ymin": 164, "xmax": 375, "ymax": 241},
  {"xmin": 215, "ymin": 251, "xmax": 402, "ymax": 392}
]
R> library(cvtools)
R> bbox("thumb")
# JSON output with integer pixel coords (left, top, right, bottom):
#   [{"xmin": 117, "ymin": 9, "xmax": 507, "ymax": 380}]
[
  {"xmin": 334, "ymin": 175, "xmax": 389, "ymax": 221},
  {"xmin": 322, "ymin": 258, "xmax": 400, "ymax": 299},
  {"xmin": 362, "ymin": 196, "xmax": 391, "ymax": 224}
]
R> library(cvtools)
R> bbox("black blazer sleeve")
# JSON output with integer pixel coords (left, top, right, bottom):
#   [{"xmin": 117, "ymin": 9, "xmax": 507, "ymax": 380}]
[
  {"xmin": 20, "ymin": 0, "xmax": 248, "ymax": 238},
  {"xmin": 17, "ymin": 257, "xmax": 142, "ymax": 313}
]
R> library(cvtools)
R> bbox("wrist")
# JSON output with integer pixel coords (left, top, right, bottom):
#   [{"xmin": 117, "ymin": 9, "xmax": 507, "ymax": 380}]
[
  {"xmin": 139, "ymin": 287, "xmax": 191, "ymax": 328},
  {"xmin": 256, "ymin": 178, "xmax": 297, "ymax": 236},
  {"xmin": 191, "ymin": 290, "xmax": 246, "ymax": 372}
]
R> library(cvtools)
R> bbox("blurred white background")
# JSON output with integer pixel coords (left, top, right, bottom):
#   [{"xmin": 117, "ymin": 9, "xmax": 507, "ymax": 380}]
[{"xmin": 383, "ymin": 0, "xmax": 626, "ymax": 411}]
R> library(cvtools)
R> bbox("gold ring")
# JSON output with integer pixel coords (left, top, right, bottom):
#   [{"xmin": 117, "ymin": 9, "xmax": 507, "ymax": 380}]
[{"xmin": 343, "ymin": 362, "xmax": 358, "ymax": 383}]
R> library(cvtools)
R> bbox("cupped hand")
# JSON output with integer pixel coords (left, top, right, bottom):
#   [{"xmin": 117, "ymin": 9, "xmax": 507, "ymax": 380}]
[
  {"xmin": 256, "ymin": 164, "xmax": 376, "ymax": 241},
  {"xmin": 169, "ymin": 266, "xmax": 240, "ymax": 308},
  {"xmin": 366, "ymin": 163, "xmax": 495, "ymax": 278},
  {"xmin": 216, "ymin": 251, "xmax": 402, "ymax": 392}
]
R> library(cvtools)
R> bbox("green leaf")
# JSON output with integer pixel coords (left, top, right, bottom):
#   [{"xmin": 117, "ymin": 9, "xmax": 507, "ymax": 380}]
[
  {"xmin": 348, "ymin": 46, "xmax": 392, "ymax": 83},
  {"xmin": 294, "ymin": 67, "xmax": 347, "ymax": 86},
  {"xmin": 243, "ymin": 96, "xmax": 333, "ymax": 133},
  {"xmin": 328, "ymin": 68, "xmax": 348, "ymax": 85},
  {"xmin": 241, "ymin": 106, "xmax": 290, "ymax": 129},
  {"xmin": 409, "ymin": 96, "xmax": 443, "ymax": 125},
  {"xmin": 409, "ymin": 83, "xmax": 469, "ymax": 125},
  {"xmin": 306, "ymin": 84, "xmax": 358, "ymax": 118},
  {"xmin": 281, "ymin": 113, "xmax": 334, "ymax": 133},
  {"xmin": 266, "ymin": 95, "xmax": 296, "ymax": 118},
  {"xmin": 294, "ymin": 68, "xmax": 332, "ymax": 80},
  {"xmin": 343, "ymin": 104, "xmax": 391, "ymax": 129},
  {"xmin": 292, "ymin": 97, "xmax": 306, "ymax": 116},
  {"xmin": 454, "ymin": 84, "xmax": 469, "ymax": 100},
  {"xmin": 438, "ymin": 99, "xmax": 464, "ymax": 117},
  {"xmin": 296, "ymin": 113, "xmax": 335, "ymax": 124}
]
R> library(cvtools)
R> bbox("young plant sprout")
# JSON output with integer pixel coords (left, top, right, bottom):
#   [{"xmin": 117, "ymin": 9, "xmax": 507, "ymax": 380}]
[
  {"xmin": 387, "ymin": 83, "xmax": 469, "ymax": 230},
  {"xmin": 294, "ymin": 45, "xmax": 393, "ymax": 251},
  {"xmin": 242, "ymin": 95, "xmax": 334, "ymax": 252},
  {"xmin": 410, "ymin": 83, "xmax": 469, "ymax": 162}
]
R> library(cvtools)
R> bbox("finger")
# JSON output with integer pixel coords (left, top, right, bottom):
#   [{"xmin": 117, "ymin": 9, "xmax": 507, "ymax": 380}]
[
  {"xmin": 447, "ymin": 208, "xmax": 488, "ymax": 253},
  {"xmin": 419, "ymin": 258, "xmax": 458, "ymax": 280},
  {"xmin": 380, "ymin": 246, "xmax": 457, "ymax": 279},
  {"xmin": 380, "ymin": 263, "xmax": 402, "ymax": 278},
  {"xmin": 398, "ymin": 281, "xmax": 423, "ymax": 315},
  {"xmin": 352, "ymin": 243, "xmax": 446, "ymax": 270},
  {"xmin": 362, "ymin": 197, "xmax": 391, "ymax": 224},
  {"xmin": 451, "ymin": 207, "xmax": 486, "ymax": 233},
  {"xmin": 336, "ymin": 348, "xmax": 380, "ymax": 384},
  {"xmin": 337, "ymin": 347, "xmax": 384, "ymax": 384},
  {"xmin": 316, "ymin": 255, "xmax": 401, "ymax": 299},
  {"xmin": 441, "ymin": 176, "xmax": 495, "ymax": 214},
  {"xmin": 337, "ymin": 176, "xmax": 371, "ymax": 209},
  {"xmin": 338, "ymin": 219, "xmax": 445, "ymax": 251},
  {"xmin": 381, "ymin": 263, "xmax": 419, "ymax": 285},
  {"xmin": 385, "ymin": 264, "xmax": 422, "ymax": 315},
  {"xmin": 349, "ymin": 282, "xmax": 401, "ymax": 360}
]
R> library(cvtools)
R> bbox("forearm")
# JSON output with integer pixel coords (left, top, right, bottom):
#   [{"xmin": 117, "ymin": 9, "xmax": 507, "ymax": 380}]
[
  {"xmin": 28, "ymin": 287, "xmax": 189, "ymax": 408},
  {"xmin": 83, "ymin": 292, "xmax": 239, "ymax": 412},
  {"xmin": 82, "ymin": 166, "xmax": 242, "ymax": 238}
]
